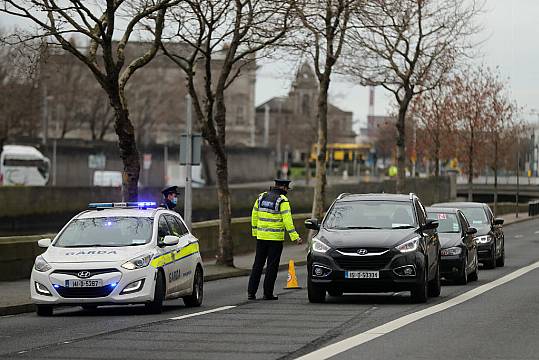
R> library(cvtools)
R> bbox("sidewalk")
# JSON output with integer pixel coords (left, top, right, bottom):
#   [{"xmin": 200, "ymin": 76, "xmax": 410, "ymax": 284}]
[
  {"xmin": 0, "ymin": 212, "xmax": 533, "ymax": 316},
  {"xmin": 0, "ymin": 243, "xmax": 308, "ymax": 316}
]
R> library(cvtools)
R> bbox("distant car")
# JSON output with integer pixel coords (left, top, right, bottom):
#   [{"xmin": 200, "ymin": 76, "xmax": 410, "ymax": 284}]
[
  {"xmin": 305, "ymin": 193, "xmax": 441, "ymax": 304},
  {"xmin": 0, "ymin": 145, "xmax": 50, "ymax": 186},
  {"xmin": 31, "ymin": 202, "xmax": 204, "ymax": 316},
  {"xmin": 432, "ymin": 202, "xmax": 505, "ymax": 269},
  {"xmin": 426, "ymin": 207, "xmax": 479, "ymax": 284}
]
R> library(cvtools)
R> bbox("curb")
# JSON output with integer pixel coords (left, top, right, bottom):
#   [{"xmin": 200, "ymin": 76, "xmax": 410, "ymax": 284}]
[{"xmin": 0, "ymin": 261, "xmax": 308, "ymax": 317}]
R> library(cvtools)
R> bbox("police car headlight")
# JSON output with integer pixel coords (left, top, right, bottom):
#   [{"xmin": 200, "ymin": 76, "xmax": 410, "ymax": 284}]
[
  {"xmin": 475, "ymin": 235, "xmax": 491, "ymax": 244},
  {"xmin": 34, "ymin": 256, "xmax": 52, "ymax": 272},
  {"xmin": 121, "ymin": 254, "xmax": 152, "ymax": 270},
  {"xmin": 312, "ymin": 239, "xmax": 330, "ymax": 253},
  {"xmin": 396, "ymin": 237, "xmax": 420, "ymax": 253}
]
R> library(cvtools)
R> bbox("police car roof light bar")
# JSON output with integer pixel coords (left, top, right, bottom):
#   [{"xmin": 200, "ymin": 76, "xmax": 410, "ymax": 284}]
[{"xmin": 88, "ymin": 202, "xmax": 157, "ymax": 209}]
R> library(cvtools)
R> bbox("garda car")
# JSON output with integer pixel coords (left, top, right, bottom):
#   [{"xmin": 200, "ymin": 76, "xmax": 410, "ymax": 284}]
[
  {"xmin": 432, "ymin": 202, "xmax": 505, "ymax": 269},
  {"xmin": 305, "ymin": 193, "xmax": 441, "ymax": 303},
  {"xmin": 31, "ymin": 202, "xmax": 204, "ymax": 316},
  {"xmin": 426, "ymin": 207, "xmax": 479, "ymax": 284}
]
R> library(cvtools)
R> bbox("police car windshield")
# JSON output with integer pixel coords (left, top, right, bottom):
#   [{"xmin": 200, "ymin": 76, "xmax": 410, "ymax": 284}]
[
  {"xmin": 324, "ymin": 200, "xmax": 416, "ymax": 230},
  {"xmin": 54, "ymin": 217, "xmax": 153, "ymax": 248}
]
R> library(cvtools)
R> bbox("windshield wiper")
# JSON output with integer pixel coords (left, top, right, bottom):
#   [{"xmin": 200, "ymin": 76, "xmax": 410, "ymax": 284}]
[
  {"xmin": 391, "ymin": 225, "xmax": 415, "ymax": 229},
  {"xmin": 344, "ymin": 226, "xmax": 381, "ymax": 230},
  {"xmin": 62, "ymin": 244, "xmax": 121, "ymax": 248}
]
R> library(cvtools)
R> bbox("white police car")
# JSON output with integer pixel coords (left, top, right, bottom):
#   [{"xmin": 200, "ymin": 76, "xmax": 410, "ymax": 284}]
[{"xmin": 30, "ymin": 202, "xmax": 204, "ymax": 316}]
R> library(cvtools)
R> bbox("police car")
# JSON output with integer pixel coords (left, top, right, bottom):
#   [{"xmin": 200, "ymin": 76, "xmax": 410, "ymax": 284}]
[{"xmin": 30, "ymin": 202, "xmax": 204, "ymax": 316}]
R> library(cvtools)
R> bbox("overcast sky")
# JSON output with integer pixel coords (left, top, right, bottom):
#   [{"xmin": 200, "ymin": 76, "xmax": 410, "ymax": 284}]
[{"xmin": 2, "ymin": 1, "xmax": 538, "ymax": 128}]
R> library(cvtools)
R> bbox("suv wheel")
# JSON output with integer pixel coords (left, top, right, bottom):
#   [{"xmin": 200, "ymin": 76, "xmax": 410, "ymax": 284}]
[
  {"xmin": 411, "ymin": 261, "xmax": 428, "ymax": 303},
  {"xmin": 485, "ymin": 245, "xmax": 497, "ymax": 269},
  {"xmin": 496, "ymin": 244, "xmax": 505, "ymax": 267},
  {"xmin": 146, "ymin": 270, "xmax": 165, "ymax": 314},
  {"xmin": 183, "ymin": 267, "xmax": 203, "ymax": 307},
  {"xmin": 36, "ymin": 305, "xmax": 53, "ymax": 317},
  {"xmin": 428, "ymin": 262, "xmax": 441, "ymax": 297},
  {"xmin": 308, "ymin": 278, "xmax": 326, "ymax": 303}
]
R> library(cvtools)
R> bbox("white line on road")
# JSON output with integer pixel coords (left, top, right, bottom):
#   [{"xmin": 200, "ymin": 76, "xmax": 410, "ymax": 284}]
[
  {"xmin": 169, "ymin": 305, "xmax": 236, "ymax": 321},
  {"xmin": 515, "ymin": 234, "xmax": 524, "ymax": 238},
  {"xmin": 295, "ymin": 260, "xmax": 539, "ymax": 360}
]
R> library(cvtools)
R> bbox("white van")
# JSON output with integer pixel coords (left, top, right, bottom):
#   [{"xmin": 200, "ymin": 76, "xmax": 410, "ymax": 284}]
[{"xmin": 0, "ymin": 145, "xmax": 50, "ymax": 186}]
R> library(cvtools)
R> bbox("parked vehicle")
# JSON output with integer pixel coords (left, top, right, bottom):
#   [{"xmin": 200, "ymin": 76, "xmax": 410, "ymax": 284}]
[
  {"xmin": 0, "ymin": 145, "xmax": 50, "ymax": 186},
  {"xmin": 432, "ymin": 202, "xmax": 505, "ymax": 269},
  {"xmin": 305, "ymin": 193, "xmax": 441, "ymax": 303},
  {"xmin": 426, "ymin": 207, "xmax": 479, "ymax": 284}
]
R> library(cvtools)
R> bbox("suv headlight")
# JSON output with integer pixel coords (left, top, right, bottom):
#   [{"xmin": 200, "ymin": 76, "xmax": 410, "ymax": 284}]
[
  {"xmin": 396, "ymin": 237, "xmax": 420, "ymax": 253},
  {"xmin": 34, "ymin": 256, "xmax": 52, "ymax": 272},
  {"xmin": 475, "ymin": 235, "xmax": 492, "ymax": 244},
  {"xmin": 441, "ymin": 247, "xmax": 462, "ymax": 256},
  {"xmin": 312, "ymin": 239, "xmax": 330, "ymax": 253},
  {"xmin": 121, "ymin": 254, "xmax": 153, "ymax": 270}
]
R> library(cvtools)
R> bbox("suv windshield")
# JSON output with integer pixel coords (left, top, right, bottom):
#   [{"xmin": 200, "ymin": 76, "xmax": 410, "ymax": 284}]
[
  {"xmin": 324, "ymin": 200, "xmax": 416, "ymax": 230},
  {"xmin": 428, "ymin": 212, "xmax": 460, "ymax": 233},
  {"xmin": 460, "ymin": 207, "xmax": 489, "ymax": 226},
  {"xmin": 54, "ymin": 217, "xmax": 153, "ymax": 248}
]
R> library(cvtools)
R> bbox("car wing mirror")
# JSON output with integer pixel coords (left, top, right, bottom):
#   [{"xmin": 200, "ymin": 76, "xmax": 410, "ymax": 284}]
[
  {"xmin": 305, "ymin": 218, "xmax": 320, "ymax": 231},
  {"xmin": 162, "ymin": 235, "xmax": 180, "ymax": 247},
  {"xmin": 37, "ymin": 238, "xmax": 52, "ymax": 248},
  {"xmin": 423, "ymin": 219, "xmax": 439, "ymax": 230},
  {"xmin": 466, "ymin": 227, "xmax": 478, "ymax": 235},
  {"xmin": 493, "ymin": 218, "xmax": 504, "ymax": 226}
]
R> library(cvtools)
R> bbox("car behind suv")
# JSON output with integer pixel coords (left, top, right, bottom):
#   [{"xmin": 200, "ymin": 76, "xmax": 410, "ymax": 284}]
[{"xmin": 305, "ymin": 193, "xmax": 441, "ymax": 303}]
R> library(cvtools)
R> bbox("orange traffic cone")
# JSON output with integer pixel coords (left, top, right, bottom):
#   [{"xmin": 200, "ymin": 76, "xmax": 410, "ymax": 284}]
[{"xmin": 284, "ymin": 259, "xmax": 302, "ymax": 289}]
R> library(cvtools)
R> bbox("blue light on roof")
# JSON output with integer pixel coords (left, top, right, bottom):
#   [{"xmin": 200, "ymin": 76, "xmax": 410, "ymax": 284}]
[{"xmin": 88, "ymin": 202, "xmax": 157, "ymax": 209}]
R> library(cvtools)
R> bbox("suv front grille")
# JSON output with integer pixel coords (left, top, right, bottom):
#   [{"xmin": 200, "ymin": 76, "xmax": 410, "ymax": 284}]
[{"xmin": 334, "ymin": 250, "xmax": 393, "ymax": 270}]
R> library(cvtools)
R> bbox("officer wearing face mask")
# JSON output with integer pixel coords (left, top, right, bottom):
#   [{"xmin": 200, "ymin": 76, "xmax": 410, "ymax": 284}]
[{"xmin": 160, "ymin": 186, "xmax": 179, "ymax": 211}]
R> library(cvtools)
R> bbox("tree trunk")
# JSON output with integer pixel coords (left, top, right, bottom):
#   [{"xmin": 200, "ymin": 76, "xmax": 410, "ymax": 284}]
[
  {"xmin": 213, "ymin": 96, "xmax": 234, "ymax": 267},
  {"xmin": 396, "ymin": 92, "xmax": 413, "ymax": 194},
  {"xmin": 109, "ymin": 90, "xmax": 140, "ymax": 202},
  {"xmin": 311, "ymin": 76, "xmax": 330, "ymax": 220},
  {"xmin": 493, "ymin": 137, "xmax": 498, "ymax": 216},
  {"xmin": 467, "ymin": 124, "xmax": 474, "ymax": 202}
]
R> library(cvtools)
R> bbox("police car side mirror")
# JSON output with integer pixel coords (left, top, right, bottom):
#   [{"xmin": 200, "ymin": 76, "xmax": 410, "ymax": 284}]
[
  {"xmin": 162, "ymin": 235, "xmax": 180, "ymax": 247},
  {"xmin": 38, "ymin": 238, "xmax": 52, "ymax": 248},
  {"xmin": 305, "ymin": 218, "xmax": 320, "ymax": 231}
]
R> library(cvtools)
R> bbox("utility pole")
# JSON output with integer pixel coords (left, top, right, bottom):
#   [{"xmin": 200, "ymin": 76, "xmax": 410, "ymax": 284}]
[
  {"xmin": 184, "ymin": 94, "xmax": 193, "ymax": 230},
  {"xmin": 41, "ymin": 83, "xmax": 48, "ymax": 145},
  {"xmin": 516, "ymin": 138, "xmax": 520, "ymax": 218}
]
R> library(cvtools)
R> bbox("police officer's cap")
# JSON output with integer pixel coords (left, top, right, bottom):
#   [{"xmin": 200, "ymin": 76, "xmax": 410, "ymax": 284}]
[
  {"xmin": 161, "ymin": 185, "xmax": 179, "ymax": 196},
  {"xmin": 274, "ymin": 179, "xmax": 292, "ymax": 187}
]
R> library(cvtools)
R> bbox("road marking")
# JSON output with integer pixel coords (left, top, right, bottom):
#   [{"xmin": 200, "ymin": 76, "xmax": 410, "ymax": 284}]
[
  {"xmin": 515, "ymin": 234, "xmax": 524, "ymax": 238},
  {"xmin": 535, "ymin": 230, "xmax": 539, "ymax": 234},
  {"xmin": 295, "ymin": 260, "xmax": 539, "ymax": 360},
  {"xmin": 169, "ymin": 305, "xmax": 236, "ymax": 321}
]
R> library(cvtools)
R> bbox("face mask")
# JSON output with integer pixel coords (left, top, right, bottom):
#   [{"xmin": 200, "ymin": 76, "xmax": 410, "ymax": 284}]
[{"xmin": 171, "ymin": 197, "xmax": 178, "ymax": 205}]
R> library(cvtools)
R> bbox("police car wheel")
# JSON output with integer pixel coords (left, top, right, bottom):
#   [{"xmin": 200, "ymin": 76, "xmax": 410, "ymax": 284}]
[
  {"xmin": 183, "ymin": 266, "xmax": 203, "ymax": 307},
  {"xmin": 36, "ymin": 305, "xmax": 53, "ymax": 317},
  {"xmin": 146, "ymin": 270, "xmax": 165, "ymax": 314}
]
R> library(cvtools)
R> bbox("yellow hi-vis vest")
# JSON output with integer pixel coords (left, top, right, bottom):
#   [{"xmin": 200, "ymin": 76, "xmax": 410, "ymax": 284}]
[{"xmin": 251, "ymin": 191, "xmax": 300, "ymax": 241}]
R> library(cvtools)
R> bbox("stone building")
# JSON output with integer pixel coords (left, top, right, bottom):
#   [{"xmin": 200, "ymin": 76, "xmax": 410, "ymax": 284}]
[
  {"xmin": 254, "ymin": 63, "xmax": 355, "ymax": 164},
  {"xmin": 40, "ymin": 41, "xmax": 257, "ymax": 147}
]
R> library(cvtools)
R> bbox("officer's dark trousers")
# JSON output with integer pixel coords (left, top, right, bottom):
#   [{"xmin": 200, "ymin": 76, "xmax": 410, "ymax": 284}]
[{"xmin": 247, "ymin": 240, "xmax": 284, "ymax": 297}]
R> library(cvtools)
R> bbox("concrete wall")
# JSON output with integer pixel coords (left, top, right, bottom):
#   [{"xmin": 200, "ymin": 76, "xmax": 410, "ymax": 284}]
[
  {"xmin": 0, "ymin": 177, "xmax": 454, "ymax": 235},
  {"xmin": 0, "ymin": 214, "xmax": 311, "ymax": 281}
]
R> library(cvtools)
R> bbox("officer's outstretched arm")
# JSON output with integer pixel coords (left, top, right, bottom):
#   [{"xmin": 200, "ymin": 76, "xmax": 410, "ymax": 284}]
[
  {"xmin": 280, "ymin": 201, "xmax": 299, "ymax": 241},
  {"xmin": 251, "ymin": 198, "xmax": 259, "ymax": 237}
]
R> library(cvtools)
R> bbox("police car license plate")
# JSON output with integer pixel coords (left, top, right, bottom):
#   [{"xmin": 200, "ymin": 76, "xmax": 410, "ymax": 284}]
[
  {"xmin": 65, "ymin": 279, "xmax": 102, "ymax": 288},
  {"xmin": 345, "ymin": 271, "xmax": 379, "ymax": 279}
]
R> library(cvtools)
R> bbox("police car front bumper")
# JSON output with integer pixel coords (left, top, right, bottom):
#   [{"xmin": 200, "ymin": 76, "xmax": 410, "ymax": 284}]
[{"xmin": 30, "ymin": 262, "xmax": 157, "ymax": 306}]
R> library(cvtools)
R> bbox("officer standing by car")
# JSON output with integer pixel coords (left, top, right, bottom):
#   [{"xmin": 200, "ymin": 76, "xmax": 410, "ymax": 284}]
[
  {"xmin": 160, "ymin": 186, "xmax": 179, "ymax": 211},
  {"xmin": 248, "ymin": 179, "xmax": 303, "ymax": 300}
]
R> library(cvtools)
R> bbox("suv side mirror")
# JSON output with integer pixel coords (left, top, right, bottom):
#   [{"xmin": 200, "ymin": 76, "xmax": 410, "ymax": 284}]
[
  {"xmin": 38, "ymin": 238, "xmax": 52, "ymax": 248},
  {"xmin": 493, "ymin": 218, "xmax": 504, "ymax": 226},
  {"xmin": 466, "ymin": 227, "xmax": 478, "ymax": 235},
  {"xmin": 423, "ymin": 218, "xmax": 439, "ymax": 230},
  {"xmin": 161, "ymin": 235, "xmax": 180, "ymax": 247},
  {"xmin": 305, "ymin": 218, "xmax": 320, "ymax": 230}
]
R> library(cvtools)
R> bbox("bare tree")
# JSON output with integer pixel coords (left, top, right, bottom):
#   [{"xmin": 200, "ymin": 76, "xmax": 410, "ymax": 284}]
[
  {"xmin": 1, "ymin": 1, "xmax": 178, "ymax": 200},
  {"xmin": 347, "ymin": 0, "xmax": 481, "ymax": 193},
  {"xmin": 161, "ymin": 0, "xmax": 291, "ymax": 266},
  {"xmin": 290, "ymin": 0, "xmax": 355, "ymax": 220}
]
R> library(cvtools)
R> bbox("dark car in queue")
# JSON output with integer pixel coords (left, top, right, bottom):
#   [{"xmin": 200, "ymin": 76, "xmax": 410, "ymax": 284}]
[
  {"xmin": 426, "ymin": 207, "xmax": 479, "ymax": 284},
  {"xmin": 305, "ymin": 193, "xmax": 441, "ymax": 304},
  {"xmin": 432, "ymin": 202, "xmax": 505, "ymax": 269}
]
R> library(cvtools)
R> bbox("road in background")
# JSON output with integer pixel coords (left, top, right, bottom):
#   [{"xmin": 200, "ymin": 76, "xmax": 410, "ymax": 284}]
[{"xmin": 1, "ymin": 219, "xmax": 538, "ymax": 359}]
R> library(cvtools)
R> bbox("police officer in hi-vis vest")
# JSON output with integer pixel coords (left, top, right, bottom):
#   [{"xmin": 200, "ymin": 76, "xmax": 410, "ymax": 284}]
[{"xmin": 248, "ymin": 179, "xmax": 303, "ymax": 300}]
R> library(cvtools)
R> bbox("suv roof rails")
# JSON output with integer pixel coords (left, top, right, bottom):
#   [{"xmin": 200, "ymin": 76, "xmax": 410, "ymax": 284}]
[{"xmin": 337, "ymin": 193, "xmax": 351, "ymax": 200}]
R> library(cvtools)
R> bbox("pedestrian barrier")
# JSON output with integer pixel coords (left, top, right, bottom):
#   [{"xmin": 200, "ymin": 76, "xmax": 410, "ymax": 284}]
[
  {"xmin": 528, "ymin": 200, "xmax": 539, "ymax": 216},
  {"xmin": 284, "ymin": 259, "xmax": 301, "ymax": 289}
]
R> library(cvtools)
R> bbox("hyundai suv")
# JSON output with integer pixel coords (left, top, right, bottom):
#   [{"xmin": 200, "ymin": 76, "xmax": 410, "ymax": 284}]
[{"xmin": 305, "ymin": 193, "xmax": 441, "ymax": 303}]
